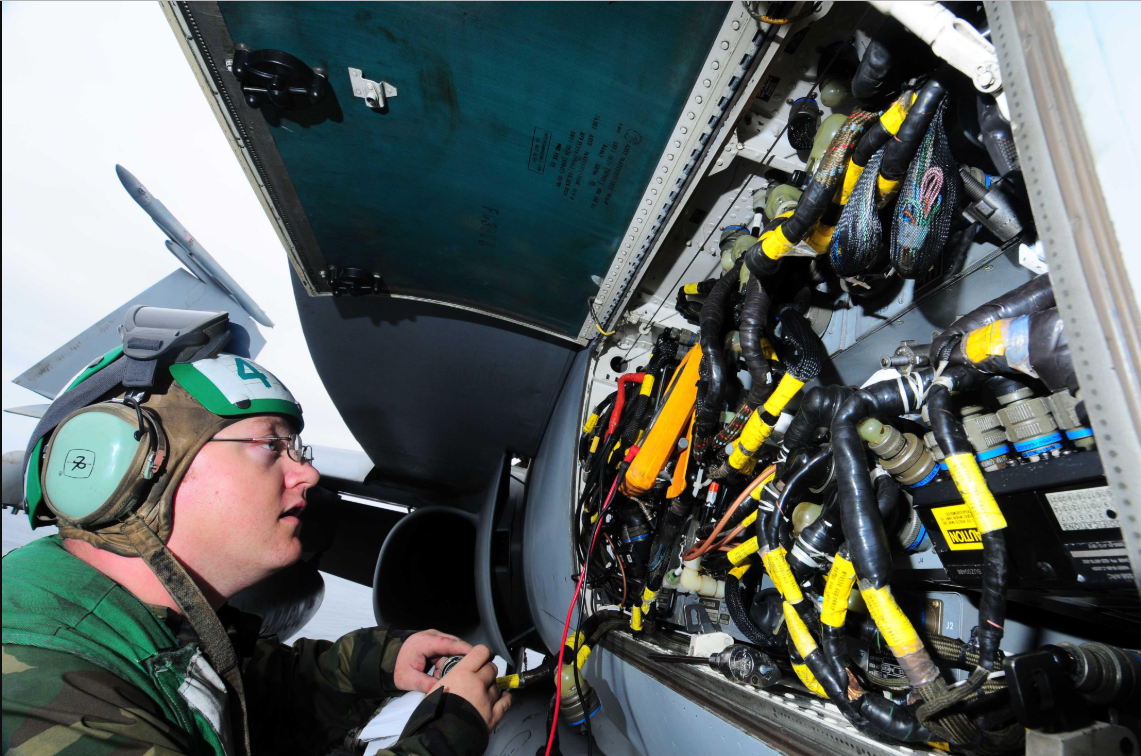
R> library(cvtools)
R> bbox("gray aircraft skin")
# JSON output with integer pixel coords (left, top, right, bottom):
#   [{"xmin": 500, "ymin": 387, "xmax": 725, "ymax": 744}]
[{"xmin": 115, "ymin": 164, "xmax": 274, "ymax": 328}]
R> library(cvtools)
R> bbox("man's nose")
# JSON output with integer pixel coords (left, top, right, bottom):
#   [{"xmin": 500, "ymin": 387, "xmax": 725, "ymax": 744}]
[{"xmin": 286, "ymin": 455, "xmax": 321, "ymax": 488}]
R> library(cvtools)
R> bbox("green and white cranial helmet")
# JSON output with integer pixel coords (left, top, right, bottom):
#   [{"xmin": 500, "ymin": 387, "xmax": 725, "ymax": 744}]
[{"xmin": 23, "ymin": 308, "xmax": 304, "ymax": 554}]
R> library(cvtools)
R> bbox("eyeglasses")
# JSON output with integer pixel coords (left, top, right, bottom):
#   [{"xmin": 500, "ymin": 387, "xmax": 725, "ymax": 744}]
[{"xmin": 208, "ymin": 434, "xmax": 314, "ymax": 464}]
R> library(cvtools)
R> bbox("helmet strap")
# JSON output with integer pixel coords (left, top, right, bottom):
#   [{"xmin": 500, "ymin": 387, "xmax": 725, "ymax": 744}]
[{"xmin": 120, "ymin": 514, "xmax": 251, "ymax": 756}]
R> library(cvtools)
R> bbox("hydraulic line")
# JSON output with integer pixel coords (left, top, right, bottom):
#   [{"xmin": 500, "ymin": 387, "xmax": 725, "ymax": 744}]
[
  {"xmin": 723, "ymin": 305, "xmax": 826, "ymax": 475},
  {"xmin": 927, "ymin": 366, "xmax": 1008, "ymax": 673},
  {"xmin": 930, "ymin": 273, "xmax": 1054, "ymax": 364},
  {"xmin": 693, "ymin": 261, "xmax": 743, "ymax": 460}
]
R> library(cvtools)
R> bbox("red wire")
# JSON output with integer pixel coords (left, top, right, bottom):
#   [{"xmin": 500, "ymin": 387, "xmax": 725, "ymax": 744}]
[{"xmin": 545, "ymin": 463, "xmax": 626, "ymax": 756}]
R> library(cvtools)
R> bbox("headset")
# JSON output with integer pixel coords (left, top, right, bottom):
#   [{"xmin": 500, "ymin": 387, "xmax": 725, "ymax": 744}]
[{"xmin": 39, "ymin": 397, "xmax": 168, "ymax": 528}]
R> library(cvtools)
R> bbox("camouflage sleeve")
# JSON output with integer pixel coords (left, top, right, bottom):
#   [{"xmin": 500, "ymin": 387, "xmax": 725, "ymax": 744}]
[
  {"xmin": 241, "ymin": 629, "xmax": 489, "ymax": 756},
  {"xmin": 2, "ymin": 644, "xmax": 191, "ymax": 756}
]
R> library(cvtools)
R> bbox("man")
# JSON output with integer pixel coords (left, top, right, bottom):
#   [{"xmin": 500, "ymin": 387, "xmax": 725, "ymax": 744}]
[{"xmin": 3, "ymin": 313, "xmax": 509, "ymax": 756}]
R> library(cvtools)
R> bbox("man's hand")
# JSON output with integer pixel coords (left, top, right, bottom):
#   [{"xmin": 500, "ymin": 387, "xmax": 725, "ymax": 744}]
[
  {"xmin": 430, "ymin": 645, "xmax": 512, "ymax": 732},
  {"xmin": 393, "ymin": 630, "xmax": 473, "ymax": 693}
]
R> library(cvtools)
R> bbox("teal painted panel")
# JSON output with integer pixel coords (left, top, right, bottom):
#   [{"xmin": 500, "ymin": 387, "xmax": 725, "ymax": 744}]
[{"xmin": 219, "ymin": 2, "xmax": 729, "ymax": 335}]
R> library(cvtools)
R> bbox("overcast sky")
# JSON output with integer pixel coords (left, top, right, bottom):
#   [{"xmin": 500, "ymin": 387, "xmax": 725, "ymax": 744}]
[{"xmin": 2, "ymin": 1, "xmax": 363, "ymax": 455}]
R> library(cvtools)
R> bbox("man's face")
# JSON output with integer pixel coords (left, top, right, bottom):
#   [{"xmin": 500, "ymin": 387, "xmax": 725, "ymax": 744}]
[{"xmin": 168, "ymin": 415, "xmax": 320, "ymax": 598}]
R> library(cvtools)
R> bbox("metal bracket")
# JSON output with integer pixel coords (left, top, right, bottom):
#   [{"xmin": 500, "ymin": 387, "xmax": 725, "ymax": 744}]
[{"xmin": 348, "ymin": 68, "xmax": 397, "ymax": 111}]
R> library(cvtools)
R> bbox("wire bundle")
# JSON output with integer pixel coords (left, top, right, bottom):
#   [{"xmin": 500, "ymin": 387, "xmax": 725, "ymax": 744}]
[
  {"xmin": 829, "ymin": 145, "xmax": 887, "ymax": 276},
  {"xmin": 890, "ymin": 99, "xmax": 958, "ymax": 277}
]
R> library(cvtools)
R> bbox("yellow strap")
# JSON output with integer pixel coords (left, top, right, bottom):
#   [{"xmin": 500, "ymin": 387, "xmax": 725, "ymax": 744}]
[
  {"xmin": 861, "ymin": 585, "xmax": 924, "ymax": 657},
  {"xmin": 583, "ymin": 413, "xmax": 600, "ymax": 434},
  {"xmin": 589, "ymin": 436, "xmax": 600, "ymax": 454},
  {"xmin": 639, "ymin": 375, "xmax": 656, "ymax": 396},
  {"xmin": 631, "ymin": 606, "xmax": 644, "ymax": 631},
  {"xmin": 760, "ymin": 222, "xmax": 794, "ymax": 260},
  {"xmin": 880, "ymin": 92, "xmax": 916, "ymax": 135},
  {"xmin": 759, "ymin": 337, "xmax": 779, "ymax": 362},
  {"xmin": 639, "ymin": 587, "xmax": 658, "ymax": 614},
  {"xmin": 728, "ymin": 536, "xmax": 759, "ymax": 565},
  {"xmin": 945, "ymin": 453, "xmax": 1007, "ymax": 533},
  {"xmin": 577, "ymin": 645, "xmax": 592, "ymax": 669},
  {"xmin": 840, "ymin": 158, "xmax": 865, "ymax": 205},
  {"xmin": 762, "ymin": 547, "xmax": 803, "ymax": 603},
  {"xmin": 784, "ymin": 601, "xmax": 818, "ymax": 656},
  {"xmin": 964, "ymin": 320, "xmax": 1007, "ymax": 363},
  {"xmin": 763, "ymin": 374, "xmax": 805, "ymax": 416},
  {"xmin": 820, "ymin": 554, "xmax": 856, "ymax": 628},
  {"xmin": 728, "ymin": 563, "xmax": 752, "ymax": 580},
  {"xmin": 683, "ymin": 282, "xmax": 701, "ymax": 295},
  {"xmin": 496, "ymin": 674, "xmax": 520, "ymax": 689},
  {"xmin": 793, "ymin": 663, "xmax": 829, "ymax": 698}
]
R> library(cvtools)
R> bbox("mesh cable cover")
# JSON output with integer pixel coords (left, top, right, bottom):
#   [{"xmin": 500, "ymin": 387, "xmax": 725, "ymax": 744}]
[
  {"xmin": 890, "ymin": 99, "xmax": 959, "ymax": 278},
  {"xmin": 829, "ymin": 144, "xmax": 887, "ymax": 276}
]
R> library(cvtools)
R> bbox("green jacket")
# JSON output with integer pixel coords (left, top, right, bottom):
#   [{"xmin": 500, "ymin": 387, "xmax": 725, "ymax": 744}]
[{"xmin": 2, "ymin": 537, "xmax": 488, "ymax": 756}]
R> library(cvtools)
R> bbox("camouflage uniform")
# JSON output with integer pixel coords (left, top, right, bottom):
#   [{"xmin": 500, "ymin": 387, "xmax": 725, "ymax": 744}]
[{"xmin": 2, "ymin": 538, "xmax": 488, "ymax": 756}]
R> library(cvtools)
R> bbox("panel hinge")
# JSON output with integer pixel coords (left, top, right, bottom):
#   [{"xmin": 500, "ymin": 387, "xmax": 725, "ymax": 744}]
[{"xmin": 348, "ymin": 68, "xmax": 398, "ymax": 111}]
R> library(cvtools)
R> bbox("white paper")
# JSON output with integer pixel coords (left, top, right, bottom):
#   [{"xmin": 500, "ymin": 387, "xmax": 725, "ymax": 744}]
[{"xmin": 359, "ymin": 691, "xmax": 427, "ymax": 753}]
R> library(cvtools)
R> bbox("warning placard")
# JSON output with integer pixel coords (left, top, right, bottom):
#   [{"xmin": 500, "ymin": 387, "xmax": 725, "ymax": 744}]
[{"xmin": 932, "ymin": 504, "xmax": 984, "ymax": 551}]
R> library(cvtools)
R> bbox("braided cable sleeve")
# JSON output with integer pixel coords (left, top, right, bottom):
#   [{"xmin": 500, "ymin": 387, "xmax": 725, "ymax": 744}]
[
  {"xmin": 725, "ymin": 573, "xmax": 786, "ymax": 654},
  {"xmin": 777, "ymin": 304, "xmax": 826, "ymax": 382}
]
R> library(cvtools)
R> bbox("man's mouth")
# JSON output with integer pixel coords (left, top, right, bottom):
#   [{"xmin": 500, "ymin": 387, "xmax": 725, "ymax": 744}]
[{"xmin": 280, "ymin": 503, "xmax": 306, "ymax": 519}]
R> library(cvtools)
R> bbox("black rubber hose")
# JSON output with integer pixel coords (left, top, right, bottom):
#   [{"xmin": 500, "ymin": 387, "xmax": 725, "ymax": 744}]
[
  {"xmin": 782, "ymin": 179, "xmax": 835, "ymax": 242},
  {"xmin": 725, "ymin": 573, "xmax": 786, "ymax": 654},
  {"xmin": 789, "ymin": 488, "xmax": 842, "ymax": 584},
  {"xmin": 1027, "ymin": 307, "xmax": 1075, "ymax": 393},
  {"xmin": 874, "ymin": 473, "xmax": 900, "ymax": 528},
  {"xmin": 676, "ymin": 279, "xmax": 717, "ymax": 325},
  {"xmin": 767, "ymin": 446, "xmax": 833, "ymax": 551},
  {"xmin": 830, "ymin": 371, "xmax": 932, "ymax": 588},
  {"xmin": 739, "ymin": 277, "xmax": 775, "ymax": 406},
  {"xmin": 782, "ymin": 385, "xmax": 855, "ymax": 452},
  {"xmin": 856, "ymin": 696, "xmax": 933, "ymax": 742},
  {"xmin": 851, "ymin": 39, "xmax": 896, "ymax": 107},
  {"xmin": 927, "ymin": 368, "xmax": 1007, "ymax": 671},
  {"xmin": 931, "ymin": 273, "xmax": 1054, "ymax": 364},
  {"xmin": 880, "ymin": 78, "xmax": 947, "ymax": 180},
  {"xmin": 695, "ymin": 262, "xmax": 743, "ymax": 447},
  {"xmin": 851, "ymin": 121, "xmax": 893, "ymax": 168},
  {"xmin": 645, "ymin": 499, "xmax": 689, "ymax": 593}
]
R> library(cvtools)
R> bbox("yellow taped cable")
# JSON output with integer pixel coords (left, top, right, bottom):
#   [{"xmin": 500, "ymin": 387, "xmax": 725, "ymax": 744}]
[
  {"xmin": 576, "ymin": 645, "xmax": 592, "ymax": 670},
  {"xmin": 877, "ymin": 174, "xmax": 902, "ymax": 203},
  {"xmin": 639, "ymin": 375, "xmax": 656, "ymax": 396},
  {"xmin": 880, "ymin": 93, "xmax": 916, "ymax": 135},
  {"xmin": 964, "ymin": 319, "xmax": 1007, "ymax": 364},
  {"xmin": 804, "ymin": 223, "xmax": 835, "ymax": 254},
  {"xmin": 683, "ymin": 282, "xmax": 701, "ymax": 295},
  {"xmin": 631, "ymin": 606, "xmax": 643, "ymax": 631},
  {"xmin": 763, "ymin": 374, "xmax": 805, "ymax": 416},
  {"xmin": 583, "ymin": 413, "xmax": 600, "ymax": 434},
  {"xmin": 589, "ymin": 436, "xmax": 600, "ymax": 454},
  {"xmin": 793, "ymin": 663, "xmax": 829, "ymax": 698},
  {"xmin": 783, "ymin": 601, "xmax": 818, "ymax": 656},
  {"xmin": 496, "ymin": 674, "xmax": 520, "ymax": 689},
  {"xmin": 760, "ymin": 223, "xmax": 794, "ymax": 260},
  {"xmin": 639, "ymin": 587, "xmax": 657, "ymax": 614},
  {"xmin": 762, "ymin": 547, "xmax": 803, "ymax": 603},
  {"xmin": 820, "ymin": 554, "xmax": 856, "ymax": 628},
  {"xmin": 728, "ymin": 563, "xmax": 752, "ymax": 580},
  {"xmin": 861, "ymin": 585, "xmax": 924, "ymax": 657},
  {"xmin": 728, "ymin": 536, "xmax": 759, "ymax": 565},
  {"xmin": 945, "ymin": 453, "xmax": 1008, "ymax": 533},
  {"xmin": 840, "ymin": 158, "xmax": 864, "ymax": 205}
]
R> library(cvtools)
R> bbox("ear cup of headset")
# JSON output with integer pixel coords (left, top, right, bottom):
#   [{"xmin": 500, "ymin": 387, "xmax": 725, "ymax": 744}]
[{"xmin": 40, "ymin": 403, "xmax": 167, "ymax": 528}]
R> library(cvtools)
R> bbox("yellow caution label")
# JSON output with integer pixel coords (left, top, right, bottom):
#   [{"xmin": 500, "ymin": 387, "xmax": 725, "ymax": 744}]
[
  {"xmin": 683, "ymin": 282, "xmax": 701, "ymax": 295},
  {"xmin": 728, "ymin": 536, "xmax": 759, "ymax": 565},
  {"xmin": 496, "ymin": 674, "xmax": 520, "ymax": 689},
  {"xmin": 583, "ymin": 413, "xmax": 599, "ymax": 434},
  {"xmin": 820, "ymin": 554, "xmax": 856, "ymax": 628},
  {"xmin": 931, "ymin": 504, "xmax": 984, "ymax": 551},
  {"xmin": 784, "ymin": 601, "xmax": 818, "ymax": 656},
  {"xmin": 945, "ymin": 453, "xmax": 1007, "ymax": 533},
  {"xmin": 762, "ymin": 547, "xmax": 803, "ymax": 603},
  {"xmin": 965, "ymin": 320, "xmax": 1006, "ymax": 364},
  {"xmin": 728, "ymin": 563, "xmax": 752, "ymax": 580},
  {"xmin": 861, "ymin": 586, "xmax": 923, "ymax": 657},
  {"xmin": 793, "ymin": 663, "xmax": 829, "ymax": 698}
]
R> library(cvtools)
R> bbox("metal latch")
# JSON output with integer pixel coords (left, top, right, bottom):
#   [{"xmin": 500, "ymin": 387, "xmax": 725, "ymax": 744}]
[{"xmin": 348, "ymin": 68, "xmax": 397, "ymax": 111}]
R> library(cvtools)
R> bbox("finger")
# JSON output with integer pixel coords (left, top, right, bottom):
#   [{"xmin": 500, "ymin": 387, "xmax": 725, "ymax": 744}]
[
  {"xmin": 427, "ymin": 636, "xmax": 474, "ymax": 658},
  {"xmin": 408, "ymin": 670, "xmax": 438, "ymax": 694},
  {"xmin": 475, "ymin": 661, "xmax": 498, "ymax": 687},
  {"xmin": 486, "ymin": 683, "xmax": 501, "ymax": 704},
  {"xmin": 454, "ymin": 644, "xmax": 492, "ymax": 672},
  {"xmin": 489, "ymin": 693, "xmax": 512, "ymax": 730}
]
